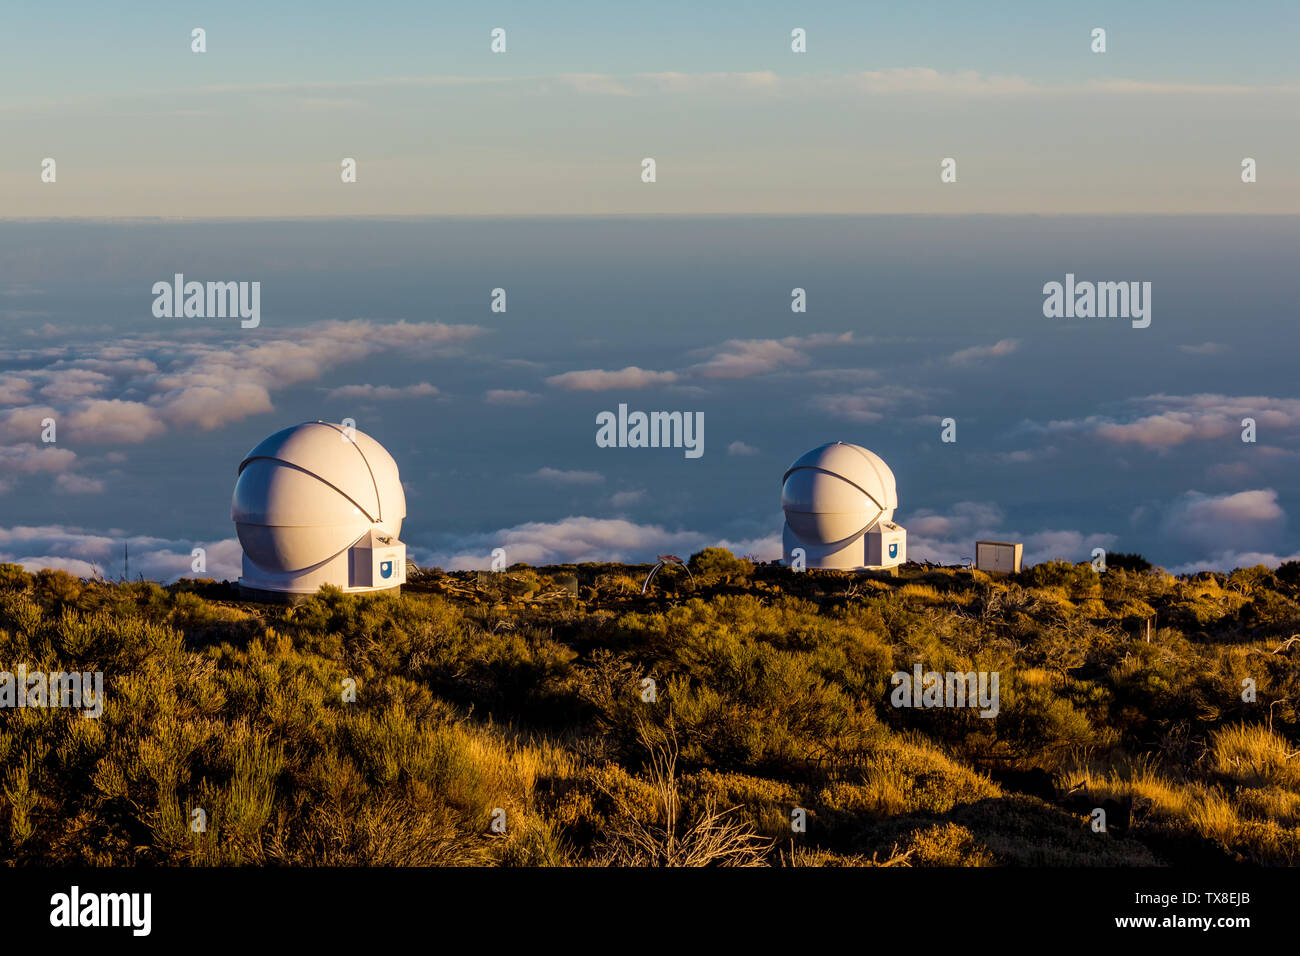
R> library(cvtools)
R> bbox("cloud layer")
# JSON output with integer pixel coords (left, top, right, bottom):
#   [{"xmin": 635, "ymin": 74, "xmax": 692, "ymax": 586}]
[
  {"xmin": 0, "ymin": 526, "xmax": 242, "ymax": 582},
  {"xmin": 0, "ymin": 319, "xmax": 481, "ymax": 496},
  {"xmin": 1036, "ymin": 394, "xmax": 1300, "ymax": 449},
  {"xmin": 417, "ymin": 516, "xmax": 780, "ymax": 569},
  {"xmin": 0, "ymin": 320, "xmax": 480, "ymax": 446},
  {"xmin": 545, "ymin": 367, "xmax": 679, "ymax": 391}
]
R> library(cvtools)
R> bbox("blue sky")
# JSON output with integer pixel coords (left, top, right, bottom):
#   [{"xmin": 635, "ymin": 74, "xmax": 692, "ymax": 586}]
[
  {"xmin": 2, "ymin": 1, "xmax": 1297, "ymax": 216},
  {"xmin": 4, "ymin": 1, "xmax": 1298, "ymax": 88}
]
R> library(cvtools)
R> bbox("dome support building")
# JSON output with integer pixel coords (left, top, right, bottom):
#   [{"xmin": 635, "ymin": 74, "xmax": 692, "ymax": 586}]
[
  {"xmin": 781, "ymin": 441, "xmax": 907, "ymax": 571},
  {"xmin": 231, "ymin": 422, "xmax": 407, "ymax": 601}
]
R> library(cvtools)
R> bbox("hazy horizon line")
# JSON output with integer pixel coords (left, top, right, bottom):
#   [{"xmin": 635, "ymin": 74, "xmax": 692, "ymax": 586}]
[{"xmin": 3, "ymin": 212, "xmax": 1299, "ymax": 224}]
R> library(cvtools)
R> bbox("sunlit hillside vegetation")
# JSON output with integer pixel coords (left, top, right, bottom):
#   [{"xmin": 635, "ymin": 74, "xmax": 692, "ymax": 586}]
[{"xmin": 1, "ymin": 551, "xmax": 1298, "ymax": 866}]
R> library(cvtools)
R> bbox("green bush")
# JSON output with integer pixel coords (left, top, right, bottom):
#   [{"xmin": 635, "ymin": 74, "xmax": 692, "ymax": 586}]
[
  {"xmin": 1106, "ymin": 552, "xmax": 1152, "ymax": 572},
  {"xmin": 687, "ymin": 547, "xmax": 754, "ymax": 587}
]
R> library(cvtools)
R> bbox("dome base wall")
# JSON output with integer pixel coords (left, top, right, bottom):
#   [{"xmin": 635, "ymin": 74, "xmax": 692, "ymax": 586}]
[
  {"xmin": 238, "ymin": 581, "xmax": 402, "ymax": 605},
  {"xmin": 783, "ymin": 522, "xmax": 907, "ymax": 571},
  {"xmin": 237, "ymin": 532, "xmax": 406, "ymax": 601}
]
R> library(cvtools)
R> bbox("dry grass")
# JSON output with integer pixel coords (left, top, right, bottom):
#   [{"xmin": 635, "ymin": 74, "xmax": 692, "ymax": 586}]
[
  {"xmin": 1210, "ymin": 724, "xmax": 1300, "ymax": 789},
  {"xmin": 593, "ymin": 721, "xmax": 772, "ymax": 867}
]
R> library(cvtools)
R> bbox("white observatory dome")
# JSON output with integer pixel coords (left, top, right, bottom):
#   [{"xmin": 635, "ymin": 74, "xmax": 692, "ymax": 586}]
[
  {"xmin": 781, "ymin": 442, "xmax": 906, "ymax": 571},
  {"xmin": 231, "ymin": 422, "xmax": 407, "ymax": 600}
]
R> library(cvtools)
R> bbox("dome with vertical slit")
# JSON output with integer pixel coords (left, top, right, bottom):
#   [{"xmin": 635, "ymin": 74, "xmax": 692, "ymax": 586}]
[
  {"xmin": 781, "ymin": 441, "xmax": 897, "ymax": 547},
  {"xmin": 232, "ymin": 421, "xmax": 405, "ymax": 574}
]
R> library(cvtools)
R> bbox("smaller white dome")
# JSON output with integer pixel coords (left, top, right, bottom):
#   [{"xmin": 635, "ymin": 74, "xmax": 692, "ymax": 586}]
[{"xmin": 781, "ymin": 442, "xmax": 897, "ymax": 547}]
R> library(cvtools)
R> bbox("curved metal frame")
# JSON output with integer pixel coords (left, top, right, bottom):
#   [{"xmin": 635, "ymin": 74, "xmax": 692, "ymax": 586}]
[{"xmin": 641, "ymin": 556, "xmax": 695, "ymax": 595}]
